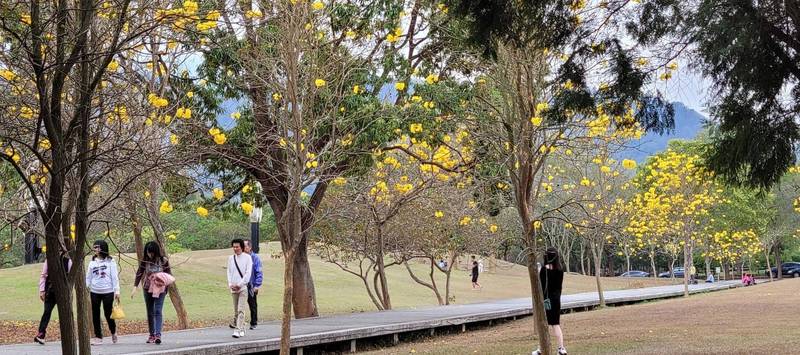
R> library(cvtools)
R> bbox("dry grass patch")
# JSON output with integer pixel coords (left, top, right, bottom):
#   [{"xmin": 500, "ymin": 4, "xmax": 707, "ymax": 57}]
[{"xmin": 362, "ymin": 278, "xmax": 800, "ymax": 355}]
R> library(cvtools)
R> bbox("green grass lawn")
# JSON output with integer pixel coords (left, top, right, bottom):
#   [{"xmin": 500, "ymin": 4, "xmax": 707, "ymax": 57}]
[{"xmin": 0, "ymin": 242, "xmax": 678, "ymax": 323}]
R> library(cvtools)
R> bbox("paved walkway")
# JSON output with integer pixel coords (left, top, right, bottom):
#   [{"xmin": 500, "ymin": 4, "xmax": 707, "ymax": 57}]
[{"xmin": 1, "ymin": 280, "xmax": 742, "ymax": 354}]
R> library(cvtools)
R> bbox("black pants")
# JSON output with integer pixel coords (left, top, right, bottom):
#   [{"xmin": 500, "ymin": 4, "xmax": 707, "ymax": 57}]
[
  {"xmin": 247, "ymin": 286, "xmax": 257, "ymax": 326},
  {"xmin": 90, "ymin": 292, "xmax": 116, "ymax": 338},
  {"xmin": 37, "ymin": 292, "xmax": 57, "ymax": 336}
]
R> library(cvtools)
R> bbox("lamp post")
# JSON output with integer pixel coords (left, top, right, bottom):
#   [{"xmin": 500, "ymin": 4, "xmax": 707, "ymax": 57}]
[{"xmin": 249, "ymin": 206, "xmax": 262, "ymax": 253}]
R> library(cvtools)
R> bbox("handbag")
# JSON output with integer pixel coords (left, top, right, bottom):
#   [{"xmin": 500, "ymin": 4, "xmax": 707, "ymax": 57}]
[
  {"xmin": 111, "ymin": 300, "xmax": 126, "ymax": 320},
  {"xmin": 542, "ymin": 269, "xmax": 551, "ymax": 311}
]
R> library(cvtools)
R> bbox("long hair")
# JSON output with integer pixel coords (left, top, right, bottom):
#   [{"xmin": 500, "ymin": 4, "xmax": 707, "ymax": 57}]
[
  {"xmin": 143, "ymin": 241, "xmax": 163, "ymax": 264},
  {"xmin": 92, "ymin": 240, "xmax": 110, "ymax": 260},
  {"xmin": 544, "ymin": 247, "xmax": 562, "ymax": 271}
]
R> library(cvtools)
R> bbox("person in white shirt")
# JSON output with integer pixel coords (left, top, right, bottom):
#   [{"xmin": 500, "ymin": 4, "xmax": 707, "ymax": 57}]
[
  {"xmin": 85, "ymin": 240, "xmax": 120, "ymax": 345},
  {"xmin": 227, "ymin": 238, "xmax": 252, "ymax": 338}
]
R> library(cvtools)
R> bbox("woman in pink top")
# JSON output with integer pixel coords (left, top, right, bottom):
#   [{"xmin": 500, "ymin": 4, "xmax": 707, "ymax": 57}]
[
  {"xmin": 132, "ymin": 241, "xmax": 171, "ymax": 344},
  {"xmin": 34, "ymin": 254, "xmax": 71, "ymax": 345}
]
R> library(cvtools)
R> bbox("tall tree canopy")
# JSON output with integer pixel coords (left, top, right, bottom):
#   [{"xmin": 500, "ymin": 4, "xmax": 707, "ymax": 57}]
[{"xmin": 630, "ymin": 0, "xmax": 800, "ymax": 189}]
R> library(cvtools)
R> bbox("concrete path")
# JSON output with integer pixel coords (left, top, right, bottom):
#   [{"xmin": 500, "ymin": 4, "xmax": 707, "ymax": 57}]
[{"xmin": 1, "ymin": 280, "xmax": 742, "ymax": 354}]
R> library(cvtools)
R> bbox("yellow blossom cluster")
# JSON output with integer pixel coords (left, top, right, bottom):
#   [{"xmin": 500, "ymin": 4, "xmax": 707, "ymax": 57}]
[
  {"xmin": 148, "ymin": 93, "xmax": 169, "ymax": 108},
  {"xmin": 208, "ymin": 127, "xmax": 227, "ymax": 145},
  {"xmin": 159, "ymin": 200, "xmax": 174, "ymax": 214},
  {"xmin": 704, "ymin": 230, "xmax": 762, "ymax": 263}
]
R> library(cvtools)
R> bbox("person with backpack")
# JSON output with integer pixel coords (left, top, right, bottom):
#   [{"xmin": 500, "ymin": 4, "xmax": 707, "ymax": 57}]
[
  {"xmin": 533, "ymin": 247, "xmax": 567, "ymax": 355},
  {"xmin": 86, "ymin": 240, "xmax": 120, "ymax": 345},
  {"xmin": 34, "ymin": 252, "xmax": 72, "ymax": 345},
  {"xmin": 132, "ymin": 241, "xmax": 173, "ymax": 344},
  {"xmin": 227, "ymin": 238, "xmax": 252, "ymax": 338},
  {"xmin": 243, "ymin": 239, "xmax": 263, "ymax": 330}
]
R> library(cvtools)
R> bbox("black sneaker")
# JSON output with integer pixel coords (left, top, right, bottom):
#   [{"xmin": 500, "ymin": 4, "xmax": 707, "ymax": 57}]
[
  {"xmin": 34, "ymin": 334, "xmax": 45, "ymax": 345},
  {"xmin": 249, "ymin": 324, "xmax": 257, "ymax": 330}
]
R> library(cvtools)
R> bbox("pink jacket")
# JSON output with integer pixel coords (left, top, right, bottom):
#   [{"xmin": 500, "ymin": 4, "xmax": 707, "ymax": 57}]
[
  {"xmin": 147, "ymin": 272, "xmax": 175, "ymax": 297},
  {"xmin": 39, "ymin": 259, "xmax": 73, "ymax": 293}
]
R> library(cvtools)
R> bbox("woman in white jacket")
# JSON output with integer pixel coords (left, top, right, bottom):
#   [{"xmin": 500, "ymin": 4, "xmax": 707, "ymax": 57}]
[{"xmin": 85, "ymin": 240, "xmax": 120, "ymax": 345}]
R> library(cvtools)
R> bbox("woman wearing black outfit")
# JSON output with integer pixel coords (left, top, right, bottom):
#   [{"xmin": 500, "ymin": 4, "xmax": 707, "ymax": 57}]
[
  {"xmin": 533, "ymin": 247, "xmax": 567, "ymax": 355},
  {"xmin": 471, "ymin": 261, "xmax": 482, "ymax": 289}
]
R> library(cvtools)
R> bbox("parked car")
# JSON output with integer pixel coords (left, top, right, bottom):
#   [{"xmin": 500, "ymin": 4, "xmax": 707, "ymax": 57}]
[
  {"xmin": 620, "ymin": 270, "xmax": 650, "ymax": 277},
  {"xmin": 766, "ymin": 262, "xmax": 800, "ymax": 278},
  {"xmin": 658, "ymin": 267, "xmax": 685, "ymax": 278}
]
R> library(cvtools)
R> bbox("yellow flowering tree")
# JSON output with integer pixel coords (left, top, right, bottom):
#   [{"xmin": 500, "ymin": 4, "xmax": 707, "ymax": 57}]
[
  {"xmin": 168, "ymin": 1, "xmax": 469, "ymax": 351},
  {"xmin": 629, "ymin": 145, "xmax": 721, "ymax": 296},
  {"xmin": 395, "ymin": 182, "xmax": 500, "ymax": 306},
  {"xmin": 0, "ymin": 1, "xmax": 182, "ymax": 353},
  {"xmin": 564, "ymin": 149, "xmax": 637, "ymax": 306},
  {"xmin": 314, "ymin": 131, "xmax": 474, "ymax": 310}
]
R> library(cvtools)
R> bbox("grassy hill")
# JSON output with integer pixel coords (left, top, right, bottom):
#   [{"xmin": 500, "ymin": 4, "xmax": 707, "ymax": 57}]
[{"xmin": 0, "ymin": 242, "xmax": 678, "ymax": 323}]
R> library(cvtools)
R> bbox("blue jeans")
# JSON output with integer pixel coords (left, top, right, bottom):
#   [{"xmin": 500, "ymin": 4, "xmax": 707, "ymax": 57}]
[{"xmin": 144, "ymin": 290, "xmax": 166, "ymax": 336}]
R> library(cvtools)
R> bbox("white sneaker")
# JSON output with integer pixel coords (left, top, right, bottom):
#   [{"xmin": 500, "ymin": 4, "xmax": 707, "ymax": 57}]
[
  {"xmin": 232, "ymin": 331, "xmax": 241, "ymax": 338},
  {"xmin": 91, "ymin": 338, "xmax": 103, "ymax": 346},
  {"xmin": 532, "ymin": 350, "xmax": 541, "ymax": 355},
  {"xmin": 558, "ymin": 347, "xmax": 568, "ymax": 354}
]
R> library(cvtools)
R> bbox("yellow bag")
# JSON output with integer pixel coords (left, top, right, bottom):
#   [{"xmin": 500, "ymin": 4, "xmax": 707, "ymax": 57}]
[{"xmin": 111, "ymin": 300, "xmax": 125, "ymax": 320}]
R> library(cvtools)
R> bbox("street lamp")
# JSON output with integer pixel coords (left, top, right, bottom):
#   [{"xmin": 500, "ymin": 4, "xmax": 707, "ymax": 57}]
[{"xmin": 249, "ymin": 207, "xmax": 262, "ymax": 253}]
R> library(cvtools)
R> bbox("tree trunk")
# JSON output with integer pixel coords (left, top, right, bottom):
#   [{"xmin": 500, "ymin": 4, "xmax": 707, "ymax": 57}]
[
  {"xmin": 54, "ymin": 282, "xmax": 78, "ymax": 354},
  {"xmin": 280, "ymin": 248, "xmax": 295, "ymax": 355},
  {"xmin": 682, "ymin": 243, "xmax": 691, "ymax": 297},
  {"xmin": 291, "ymin": 232, "xmax": 319, "ymax": 318},
  {"xmin": 669, "ymin": 258, "xmax": 677, "ymax": 279},
  {"xmin": 167, "ymin": 283, "xmax": 189, "ymax": 329},
  {"xmin": 43, "ymin": 175, "xmax": 79, "ymax": 354},
  {"xmin": 590, "ymin": 243, "xmax": 605, "ymax": 307},
  {"xmin": 361, "ymin": 271, "xmax": 384, "ymax": 310},
  {"xmin": 527, "ymin": 245, "xmax": 552, "ymax": 355},
  {"xmin": 605, "ymin": 247, "xmax": 615, "ymax": 276},
  {"xmin": 723, "ymin": 262, "xmax": 730, "ymax": 280},
  {"xmin": 403, "ymin": 259, "xmax": 443, "ymax": 305},
  {"xmin": 625, "ymin": 252, "xmax": 631, "ymax": 274},
  {"xmin": 704, "ymin": 255, "xmax": 711, "ymax": 279},
  {"xmin": 764, "ymin": 247, "xmax": 773, "ymax": 282},
  {"xmin": 375, "ymin": 228, "xmax": 391, "ymax": 309},
  {"xmin": 774, "ymin": 242, "xmax": 783, "ymax": 279},
  {"xmin": 445, "ymin": 253, "xmax": 457, "ymax": 305},
  {"xmin": 127, "ymin": 198, "xmax": 144, "ymax": 260},
  {"xmin": 74, "ymin": 267, "xmax": 92, "ymax": 354},
  {"xmin": 144, "ymin": 182, "xmax": 189, "ymax": 328},
  {"xmin": 649, "ymin": 247, "xmax": 657, "ymax": 279},
  {"xmin": 579, "ymin": 242, "xmax": 586, "ymax": 275}
]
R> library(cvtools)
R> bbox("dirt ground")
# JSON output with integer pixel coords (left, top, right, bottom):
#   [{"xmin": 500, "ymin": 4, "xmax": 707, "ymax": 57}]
[
  {"xmin": 0, "ymin": 318, "xmax": 230, "ymax": 345},
  {"xmin": 361, "ymin": 278, "xmax": 800, "ymax": 355}
]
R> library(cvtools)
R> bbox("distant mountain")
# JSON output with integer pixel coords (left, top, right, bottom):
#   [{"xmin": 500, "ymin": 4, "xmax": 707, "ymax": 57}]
[
  {"xmin": 215, "ymin": 96, "xmax": 705, "ymax": 163},
  {"xmin": 627, "ymin": 102, "xmax": 708, "ymax": 162}
]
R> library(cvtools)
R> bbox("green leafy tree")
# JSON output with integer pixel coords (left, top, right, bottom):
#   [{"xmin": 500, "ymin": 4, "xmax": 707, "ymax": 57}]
[{"xmin": 629, "ymin": 0, "xmax": 800, "ymax": 189}]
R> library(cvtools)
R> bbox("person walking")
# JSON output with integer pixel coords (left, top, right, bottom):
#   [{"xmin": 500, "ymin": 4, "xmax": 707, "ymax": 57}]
[
  {"xmin": 132, "ymin": 241, "xmax": 173, "ymax": 344},
  {"xmin": 471, "ymin": 260, "xmax": 482, "ymax": 289},
  {"xmin": 227, "ymin": 238, "xmax": 252, "ymax": 338},
  {"xmin": 533, "ymin": 247, "xmax": 567, "ymax": 355},
  {"xmin": 243, "ymin": 239, "xmax": 263, "ymax": 330},
  {"xmin": 86, "ymin": 240, "xmax": 120, "ymax": 345},
  {"xmin": 34, "ymin": 253, "xmax": 72, "ymax": 345}
]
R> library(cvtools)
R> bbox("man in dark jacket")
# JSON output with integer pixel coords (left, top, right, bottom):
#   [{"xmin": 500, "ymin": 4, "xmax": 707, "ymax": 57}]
[{"xmin": 244, "ymin": 239, "xmax": 263, "ymax": 330}]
